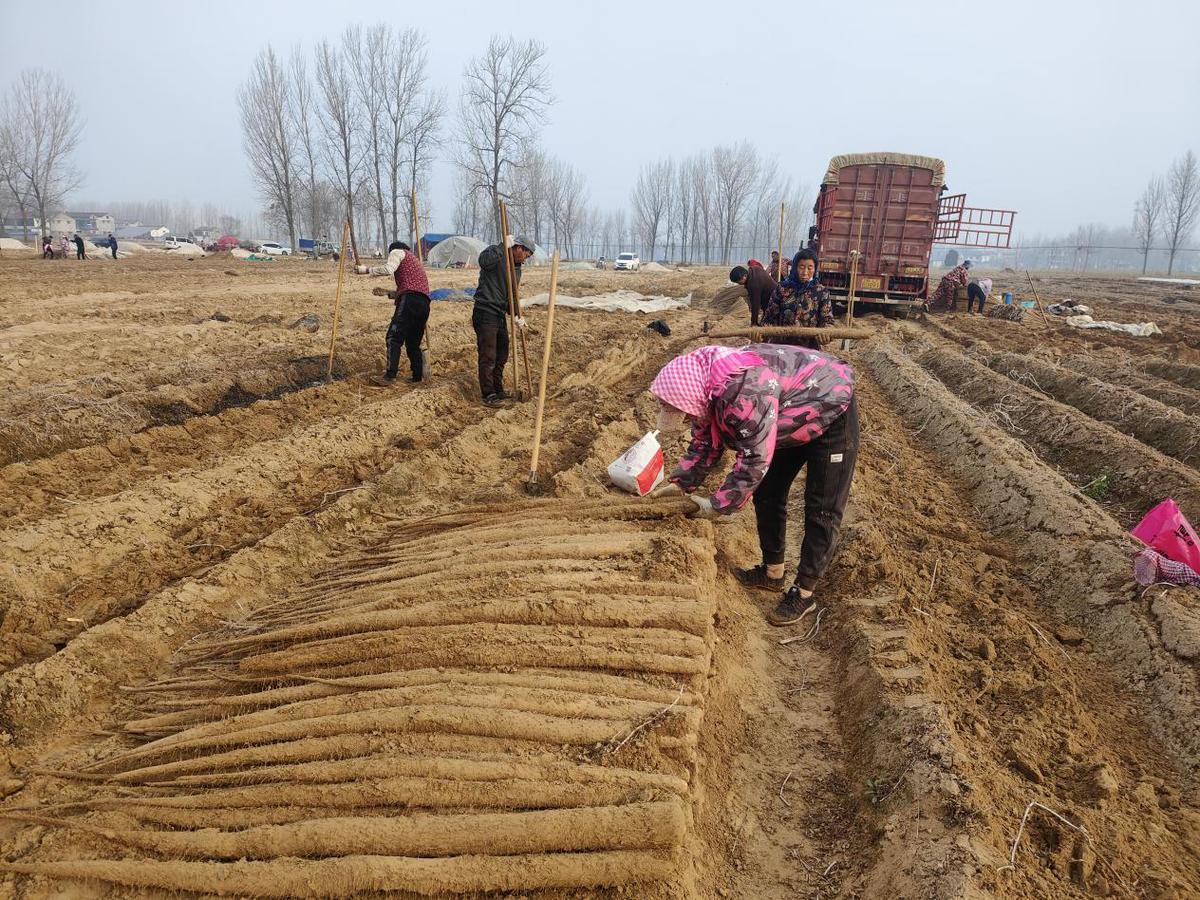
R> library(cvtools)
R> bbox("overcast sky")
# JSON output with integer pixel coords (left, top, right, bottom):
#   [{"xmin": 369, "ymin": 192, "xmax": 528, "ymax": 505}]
[{"xmin": 2, "ymin": 0, "xmax": 1198, "ymax": 236}]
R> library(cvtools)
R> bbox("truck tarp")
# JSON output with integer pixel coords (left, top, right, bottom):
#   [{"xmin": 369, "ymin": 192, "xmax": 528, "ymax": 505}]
[{"xmin": 822, "ymin": 152, "xmax": 946, "ymax": 188}]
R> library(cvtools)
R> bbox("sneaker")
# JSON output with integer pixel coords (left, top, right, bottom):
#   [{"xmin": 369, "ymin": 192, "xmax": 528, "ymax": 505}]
[
  {"xmin": 370, "ymin": 373, "xmax": 397, "ymax": 387},
  {"xmin": 734, "ymin": 564, "xmax": 785, "ymax": 593},
  {"xmin": 483, "ymin": 393, "xmax": 504, "ymax": 407},
  {"xmin": 767, "ymin": 586, "xmax": 817, "ymax": 627}
]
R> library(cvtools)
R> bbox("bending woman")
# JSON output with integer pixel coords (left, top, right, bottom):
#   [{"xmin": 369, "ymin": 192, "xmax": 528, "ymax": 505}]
[{"xmin": 649, "ymin": 343, "xmax": 859, "ymax": 625}]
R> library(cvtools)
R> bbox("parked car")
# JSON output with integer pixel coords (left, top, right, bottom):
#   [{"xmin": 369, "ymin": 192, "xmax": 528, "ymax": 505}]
[
  {"xmin": 258, "ymin": 241, "xmax": 292, "ymax": 256},
  {"xmin": 614, "ymin": 252, "xmax": 640, "ymax": 271},
  {"xmin": 162, "ymin": 236, "xmax": 183, "ymax": 250}
]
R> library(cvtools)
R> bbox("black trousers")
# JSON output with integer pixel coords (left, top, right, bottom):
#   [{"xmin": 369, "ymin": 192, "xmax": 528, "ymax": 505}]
[
  {"xmin": 752, "ymin": 397, "xmax": 859, "ymax": 591},
  {"xmin": 967, "ymin": 282, "xmax": 987, "ymax": 313},
  {"xmin": 75, "ymin": 246, "xmax": 85, "ymax": 259},
  {"xmin": 111, "ymin": 245, "xmax": 118, "ymax": 259},
  {"xmin": 385, "ymin": 292, "xmax": 430, "ymax": 380},
  {"xmin": 472, "ymin": 308, "xmax": 509, "ymax": 398}
]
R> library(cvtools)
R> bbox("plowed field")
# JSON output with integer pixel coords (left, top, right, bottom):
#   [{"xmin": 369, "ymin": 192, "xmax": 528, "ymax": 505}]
[{"xmin": 0, "ymin": 255, "xmax": 1197, "ymax": 898}]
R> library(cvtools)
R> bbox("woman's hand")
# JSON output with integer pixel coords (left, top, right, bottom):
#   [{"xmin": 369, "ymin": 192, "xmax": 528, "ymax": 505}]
[{"xmin": 686, "ymin": 495, "xmax": 721, "ymax": 519}]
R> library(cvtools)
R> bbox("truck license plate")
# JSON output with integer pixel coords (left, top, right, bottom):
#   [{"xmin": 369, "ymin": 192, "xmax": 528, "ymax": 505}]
[{"xmin": 858, "ymin": 276, "xmax": 883, "ymax": 290}]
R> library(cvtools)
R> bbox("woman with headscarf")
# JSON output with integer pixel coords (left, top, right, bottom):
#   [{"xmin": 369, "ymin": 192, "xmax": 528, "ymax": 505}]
[
  {"xmin": 648, "ymin": 343, "xmax": 858, "ymax": 625},
  {"xmin": 762, "ymin": 248, "xmax": 835, "ymax": 349}
]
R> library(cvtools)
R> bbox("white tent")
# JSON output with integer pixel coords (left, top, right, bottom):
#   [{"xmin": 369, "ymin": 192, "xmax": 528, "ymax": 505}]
[
  {"xmin": 526, "ymin": 243, "xmax": 551, "ymax": 267},
  {"xmin": 427, "ymin": 235, "xmax": 487, "ymax": 268}
]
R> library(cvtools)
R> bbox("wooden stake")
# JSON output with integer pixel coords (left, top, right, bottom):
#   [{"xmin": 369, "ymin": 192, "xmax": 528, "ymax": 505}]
[
  {"xmin": 498, "ymin": 201, "xmax": 534, "ymax": 400},
  {"xmin": 707, "ymin": 325, "xmax": 875, "ymax": 341},
  {"xmin": 326, "ymin": 218, "xmax": 350, "ymax": 381},
  {"xmin": 527, "ymin": 250, "xmax": 561, "ymax": 491},
  {"xmin": 498, "ymin": 201, "xmax": 520, "ymax": 398},
  {"xmin": 1024, "ymin": 270, "xmax": 1051, "ymax": 325},
  {"xmin": 411, "ymin": 187, "xmax": 422, "ymax": 262},
  {"xmin": 777, "ymin": 202, "xmax": 785, "ymax": 282},
  {"xmin": 411, "ymin": 189, "xmax": 431, "ymax": 373}
]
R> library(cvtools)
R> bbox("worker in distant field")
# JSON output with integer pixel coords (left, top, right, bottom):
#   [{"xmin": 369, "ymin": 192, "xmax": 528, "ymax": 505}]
[
  {"xmin": 647, "ymin": 343, "xmax": 858, "ymax": 626},
  {"xmin": 729, "ymin": 263, "xmax": 775, "ymax": 327},
  {"xmin": 473, "ymin": 234, "xmax": 534, "ymax": 406},
  {"xmin": 42, "ymin": 236, "xmax": 53, "ymax": 259},
  {"xmin": 762, "ymin": 249, "xmax": 835, "ymax": 348},
  {"xmin": 966, "ymin": 275, "xmax": 992, "ymax": 316},
  {"xmin": 355, "ymin": 241, "xmax": 431, "ymax": 383},
  {"xmin": 73, "ymin": 233, "xmax": 85, "ymax": 260},
  {"xmin": 108, "ymin": 233, "xmax": 118, "ymax": 260},
  {"xmin": 930, "ymin": 259, "xmax": 971, "ymax": 310},
  {"xmin": 767, "ymin": 250, "xmax": 789, "ymax": 282},
  {"xmin": 59, "ymin": 235, "xmax": 69, "ymax": 259}
]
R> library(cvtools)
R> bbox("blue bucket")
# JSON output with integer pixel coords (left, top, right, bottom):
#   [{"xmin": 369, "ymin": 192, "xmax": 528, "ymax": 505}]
[{"xmin": 1002, "ymin": 292, "xmax": 1013, "ymax": 305}]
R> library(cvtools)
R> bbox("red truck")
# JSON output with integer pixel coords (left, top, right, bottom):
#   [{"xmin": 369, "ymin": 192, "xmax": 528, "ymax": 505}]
[{"xmin": 810, "ymin": 152, "xmax": 1015, "ymax": 313}]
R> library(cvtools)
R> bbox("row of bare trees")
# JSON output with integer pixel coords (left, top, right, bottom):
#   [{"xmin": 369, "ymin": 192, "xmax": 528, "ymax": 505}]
[
  {"xmin": 629, "ymin": 145, "xmax": 812, "ymax": 265},
  {"xmin": 0, "ymin": 69, "xmax": 83, "ymax": 241},
  {"xmin": 238, "ymin": 24, "xmax": 446, "ymax": 259},
  {"xmin": 1132, "ymin": 150, "xmax": 1199, "ymax": 275}
]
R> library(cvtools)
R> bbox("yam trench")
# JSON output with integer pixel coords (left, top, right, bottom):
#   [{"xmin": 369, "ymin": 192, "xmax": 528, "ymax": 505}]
[{"xmin": 2, "ymin": 264, "xmax": 1200, "ymax": 897}]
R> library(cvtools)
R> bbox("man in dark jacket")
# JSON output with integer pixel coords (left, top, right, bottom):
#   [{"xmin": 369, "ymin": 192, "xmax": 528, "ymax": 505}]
[
  {"xmin": 473, "ymin": 234, "xmax": 534, "ymax": 405},
  {"xmin": 730, "ymin": 264, "xmax": 776, "ymax": 326},
  {"xmin": 73, "ymin": 233, "xmax": 86, "ymax": 259},
  {"xmin": 108, "ymin": 233, "xmax": 118, "ymax": 259}
]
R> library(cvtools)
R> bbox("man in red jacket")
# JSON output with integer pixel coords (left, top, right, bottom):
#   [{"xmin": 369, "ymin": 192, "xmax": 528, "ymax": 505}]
[{"xmin": 357, "ymin": 241, "xmax": 431, "ymax": 383}]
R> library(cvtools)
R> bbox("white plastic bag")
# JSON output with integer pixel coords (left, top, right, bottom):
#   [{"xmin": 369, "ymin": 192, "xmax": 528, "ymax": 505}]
[{"xmin": 607, "ymin": 430, "xmax": 665, "ymax": 496}]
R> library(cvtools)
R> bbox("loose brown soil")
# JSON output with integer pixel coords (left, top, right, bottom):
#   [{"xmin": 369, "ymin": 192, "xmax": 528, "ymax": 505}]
[{"xmin": 0, "ymin": 255, "xmax": 1198, "ymax": 898}]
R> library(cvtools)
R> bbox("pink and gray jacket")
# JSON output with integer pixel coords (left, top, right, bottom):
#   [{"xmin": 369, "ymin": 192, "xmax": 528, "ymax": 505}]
[{"xmin": 649, "ymin": 344, "xmax": 855, "ymax": 513}]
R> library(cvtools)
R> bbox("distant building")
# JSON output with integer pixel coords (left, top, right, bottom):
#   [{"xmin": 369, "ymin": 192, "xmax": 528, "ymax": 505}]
[
  {"xmin": 66, "ymin": 211, "xmax": 115, "ymax": 234},
  {"xmin": 49, "ymin": 213, "xmax": 77, "ymax": 235}
]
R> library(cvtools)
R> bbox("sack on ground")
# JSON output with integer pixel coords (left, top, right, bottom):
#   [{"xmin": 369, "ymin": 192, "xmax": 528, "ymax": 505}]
[
  {"xmin": 607, "ymin": 431, "xmax": 665, "ymax": 496},
  {"xmin": 1131, "ymin": 498, "xmax": 1200, "ymax": 573}
]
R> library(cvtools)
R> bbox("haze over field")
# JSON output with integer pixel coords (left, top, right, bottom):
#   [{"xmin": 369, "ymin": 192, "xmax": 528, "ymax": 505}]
[{"xmin": 1, "ymin": 0, "xmax": 1198, "ymax": 236}]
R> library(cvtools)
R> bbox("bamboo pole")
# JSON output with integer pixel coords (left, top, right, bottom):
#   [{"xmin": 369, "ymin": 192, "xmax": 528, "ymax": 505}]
[
  {"xmin": 777, "ymin": 202, "xmax": 785, "ymax": 282},
  {"xmin": 497, "ymin": 202, "xmax": 520, "ymax": 398},
  {"xmin": 411, "ymin": 187, "xmax": 423, "ymax": 263},
  {"xmin": 498, "ymin": 201, "xmax": 534, "ymax": 400},
  {"xmin": 411, "ymin": 188, "xmax": 431, "ymax": 373},
  {"xmin": 707, "ymin": 325, "xmax": 875, "ymax": 341},
  {"xmin": 1024, "ymin": 270, "xmax": 1051, "ymax": 324},
  {"xmin": 847, "ymin": 216, "xmax": 864, "ymax": 328},
  {"xmin": 326, "ymin": 218, "xmax": 350, "ymax": 381},
  {"xmin": 527, "ymin": 250, "xmax": 561, "ymax": 491}
]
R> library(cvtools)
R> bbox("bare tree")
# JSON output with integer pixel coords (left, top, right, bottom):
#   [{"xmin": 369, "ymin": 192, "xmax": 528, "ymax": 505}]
[
  {"xmin": 315, "ymin": 31, "xmax": 364, "ymax": 259},
  {"xmin": 1132, "ymin": 175, "xmax": 1165, "ymax": 274},
  {"xmin": 689, "ymin": 155, "xmax": 714, "ymax": 263},
  {"xmin": 452, "ymin": 170, "xmax": 485, "ymax": 236},
  {"xmin": 672, "ymin": 159, "xmax": 695, "ymax": 264},
  {"xmin": 711, "ymin": 142, "xmax": 760, "ymax": 264},
  {"xmin": 405, "ymin": 87, "xmax": 445, "ymax": 242},
  {"xmin": 456, "ymin": 35, "xmax": 552, "ymax": 239},
  {"xmin": 349, "ymin": 24, "xmax": 391, "ymax": 249},
  {"xmin": 1, "ymin": 69, "xmax": 83, "ymax": 238},
  {"xmin": 511, "ymin": 146, "xmax": 549, "ymax": 245},
  {"xmin": 0, "ymin": 119, "xmax": 34, "ymax": 242},
  {"xmin": 1165, "ymin": 150, "xmax": 1200, "ymax": 276},
  {"xmin": 632, "ymin": 158, "xmax": 673, "ymax": 261},
  {"xmin": 289, "ymin": 50, "xmax": 323, "ymax": 240},
  {"xmin": 238, "ymin": 46, "xmax": 300, "ymax": 249}
]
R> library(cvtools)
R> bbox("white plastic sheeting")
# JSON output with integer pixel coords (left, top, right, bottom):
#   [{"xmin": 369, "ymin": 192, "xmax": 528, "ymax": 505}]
[
  {"xmin": 1063, "ymin": 315, "xmax": 1162, "ymax": 337},
  {"xmin": 522, "ymin": 289, "xmax": 690, "ymax": 313}
]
